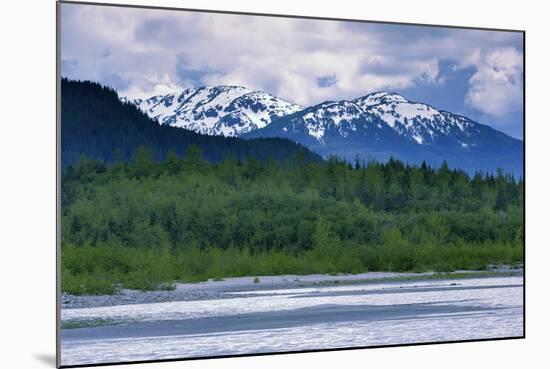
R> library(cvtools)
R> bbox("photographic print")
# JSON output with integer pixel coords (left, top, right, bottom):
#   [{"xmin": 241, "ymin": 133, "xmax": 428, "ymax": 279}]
[{"xmin": 58, "ymin": 1, "xmax": 524, "ymax": 367}]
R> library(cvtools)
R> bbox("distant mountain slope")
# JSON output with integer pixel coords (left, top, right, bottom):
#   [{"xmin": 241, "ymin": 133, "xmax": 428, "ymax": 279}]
[
  {"xmin": 60, "ymin": 79, "xmax": 321, "ymax": 168},
  {"xmin": 245, "ymin": 92, "xmax": 523, "ymax": 176},
  {"xmin": 124, "ymin": 86, "xmax": 303, "ymax": 137}
]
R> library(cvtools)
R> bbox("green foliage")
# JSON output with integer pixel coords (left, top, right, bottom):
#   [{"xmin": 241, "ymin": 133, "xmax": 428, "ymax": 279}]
[{"xmin": 61, "ymin": 150, "xmax": 524, "ymax": 294}]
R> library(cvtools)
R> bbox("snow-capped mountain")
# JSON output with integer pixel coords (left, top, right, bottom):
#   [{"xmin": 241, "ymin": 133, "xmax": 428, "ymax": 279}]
[
  {"xmin": 244, "ymin": 99, "xmax": 398, "ymax": 147},
  {"xmin": 124, "ymin": 86, "xmax": 302, "ymax": 137},
  {"xmin": 124, "ymin": 85, "xmax": 522, "ymax": 175},
  {"xmin": 245, "ymin": 91, "xmax": 523, "ymax": 176},
  {"xmin": 353, "ymin": 92, "xmax": 478, "ymax": 147}
]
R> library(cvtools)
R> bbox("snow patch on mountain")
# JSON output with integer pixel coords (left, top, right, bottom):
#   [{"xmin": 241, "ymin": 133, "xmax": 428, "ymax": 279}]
[
  {"xmin": 356, "ymin": 92, "xmax": 409, "ymax": 107},
  {"xmin": 299, "ymin": 101, "xmax": 373, "ymax": 143}
]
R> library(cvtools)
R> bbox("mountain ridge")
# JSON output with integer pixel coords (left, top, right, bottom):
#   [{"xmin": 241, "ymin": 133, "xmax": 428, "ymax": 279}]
[
  {"xmin": 126, "ymin": 86, "xmax": 523, "ymax": 176},
  {"xmin": 123, "ymin": 85, "xmax": 303, "ymax": 137}
]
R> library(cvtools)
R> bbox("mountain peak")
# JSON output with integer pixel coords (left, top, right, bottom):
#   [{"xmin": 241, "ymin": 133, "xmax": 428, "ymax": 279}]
[
  {"xmin": 128, "ymin": 85, "xmax": 302, "ymax": 137},
  {"xmin": 354, "ymin": 92, "xmax": 408, "ymax": 107}
]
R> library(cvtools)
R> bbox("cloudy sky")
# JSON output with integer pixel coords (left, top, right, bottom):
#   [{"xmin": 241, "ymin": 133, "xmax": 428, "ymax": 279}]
[{"xmin": 60, "ymin": 3, "xmax": 524, "ymax": 138}]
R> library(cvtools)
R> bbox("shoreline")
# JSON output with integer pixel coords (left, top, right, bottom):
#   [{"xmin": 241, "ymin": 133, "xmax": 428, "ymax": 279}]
[{"xmin": 62, "ymin": 267, "xmax": 522, "ymax": 310}]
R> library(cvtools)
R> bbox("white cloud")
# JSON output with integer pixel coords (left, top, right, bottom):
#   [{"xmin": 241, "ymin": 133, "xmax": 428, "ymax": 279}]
[
  {"xmin": 60, "ymin": 2, "xmax": 523, "ymax": 113},
  {"xmin": 465, "ymin": 48, "xmax": 523, "ymax": 116}
]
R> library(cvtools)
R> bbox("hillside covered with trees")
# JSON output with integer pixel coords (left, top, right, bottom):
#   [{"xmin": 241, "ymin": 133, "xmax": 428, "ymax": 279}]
[
  {"xmin": 61, "ymin": 78, "xmax": 321, "ymax": 168},
  {"xmin": 61, "ymin": 149, "xmax": 523, "ymax": 295}
]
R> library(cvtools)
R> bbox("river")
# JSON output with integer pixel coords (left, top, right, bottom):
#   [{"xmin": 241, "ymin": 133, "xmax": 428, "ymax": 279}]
[{"xmin": 60, "ymin": 273, "xmax": 523, "ymax": 366}]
